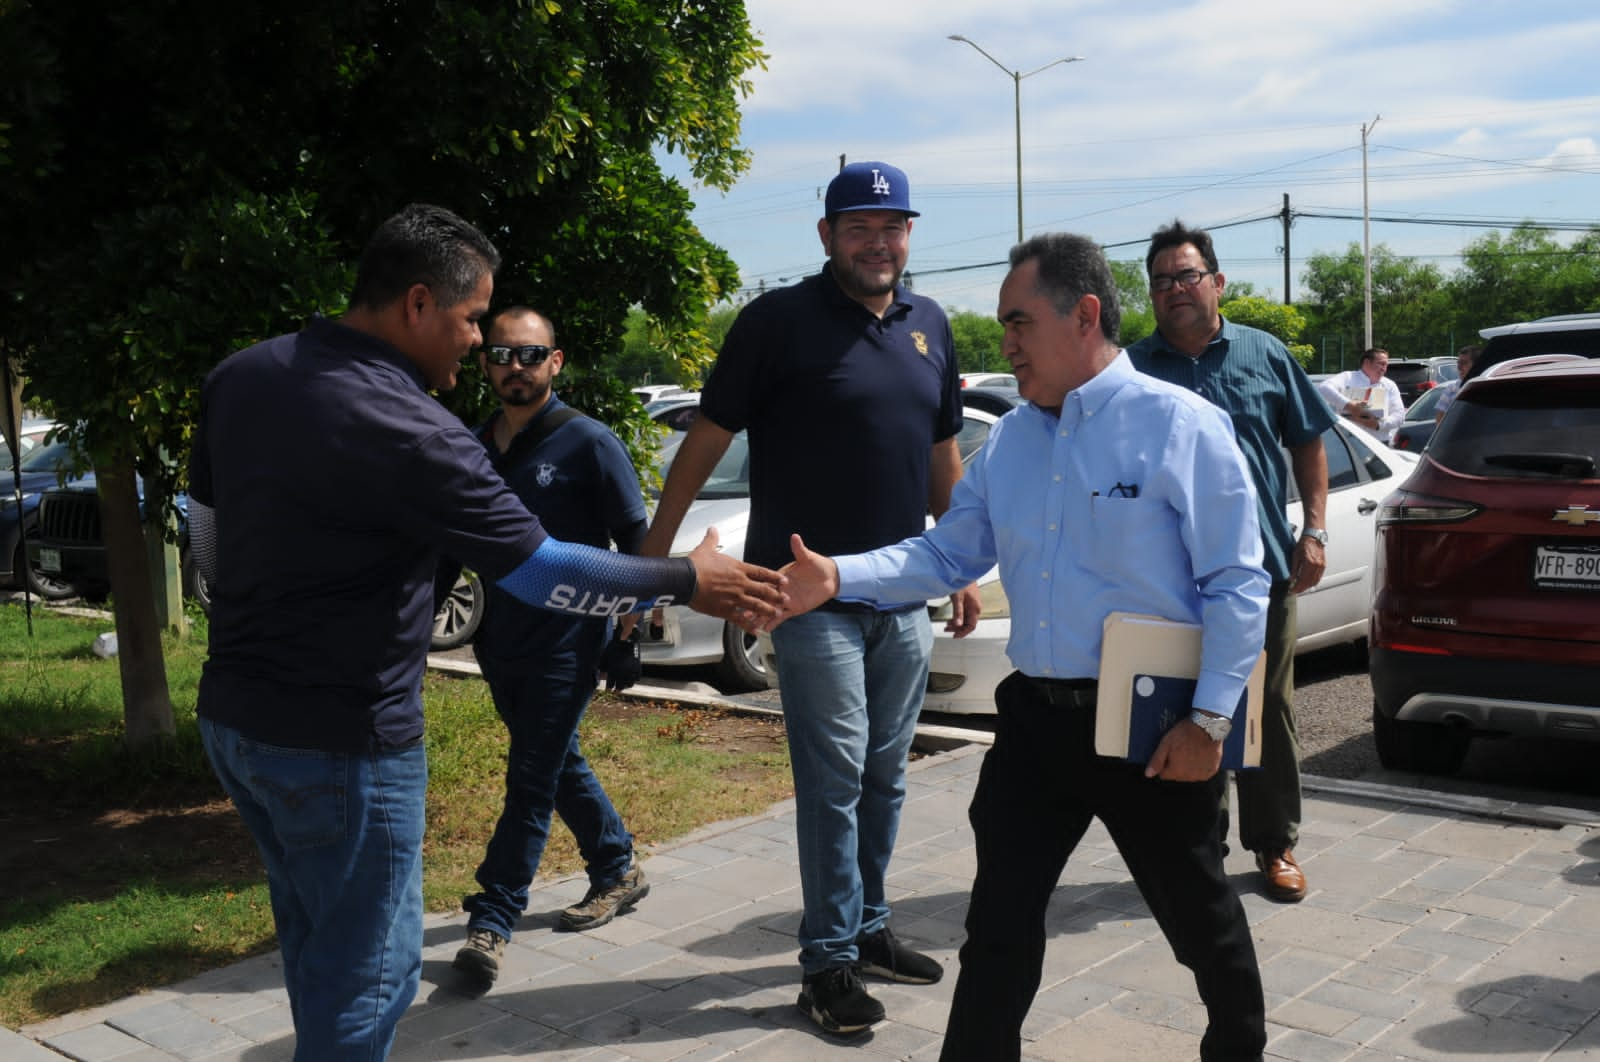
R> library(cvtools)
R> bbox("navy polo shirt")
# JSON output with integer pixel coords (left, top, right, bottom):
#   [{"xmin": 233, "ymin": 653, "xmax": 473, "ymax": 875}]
[
  {"xmin": 471, "ymin": 395, "xmax": 648, "ymax": 660},
  {"xmin": 1126, "ymin": 318, "xmax": 1334, "ymax": 583},
  {"xmin": 700, "ymin": 265, "xmax": 961, "ymax": 573},
  {"xmin": 191, "ymin": 318, "xmax": 546, "ymax": 751}
]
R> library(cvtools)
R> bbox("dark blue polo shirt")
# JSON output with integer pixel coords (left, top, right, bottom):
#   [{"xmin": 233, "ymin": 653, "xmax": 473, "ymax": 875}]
[
  {"xmin": 1127, "ymin": 318, "xmax": 1334, "ymax": 583},
  {"xmin": 700, "ymin": 265, "xmax": 961, "ymax": 574},
  {"xmin": 190, "ymin": 318, "xmax": 546, "ymax": 751},
  {"xmin": 471, "ymin": 395, "xmax": 648, "ymax": 660}
]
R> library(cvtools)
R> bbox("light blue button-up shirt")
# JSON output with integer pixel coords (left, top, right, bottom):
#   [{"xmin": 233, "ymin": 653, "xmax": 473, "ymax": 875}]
[{"xmin": 833, "ymin": 353, "xmax": 1269, "ymax": 718}]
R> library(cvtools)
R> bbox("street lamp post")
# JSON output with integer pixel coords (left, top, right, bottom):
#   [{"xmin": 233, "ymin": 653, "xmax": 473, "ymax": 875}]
[{"xmin": 948, "ymin": 35, "xmax": 1084, "ymax": 244}]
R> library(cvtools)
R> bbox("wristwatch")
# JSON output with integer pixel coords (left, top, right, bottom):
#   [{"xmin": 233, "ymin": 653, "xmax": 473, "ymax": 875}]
[
  {"xmin": 1189, "ymin": 710, "xmax": 1232, "ymax": 742},
  {"xmin": 1301, "ymin": 527, "xmax": 1329, "ymax": 546}
]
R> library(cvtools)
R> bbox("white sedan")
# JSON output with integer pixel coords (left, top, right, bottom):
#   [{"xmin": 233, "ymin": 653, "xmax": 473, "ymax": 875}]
[
  {"xmin": 641, "ymin": 406, "xmax": 1003, "ymax": 690},
  {"xmin": 920, "ymin": 418, "xmax": 1418, "ymax": 714}
]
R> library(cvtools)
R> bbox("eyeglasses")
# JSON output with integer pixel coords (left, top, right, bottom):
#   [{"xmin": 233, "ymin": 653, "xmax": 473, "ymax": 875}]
[
  {"xmin": 1150, "ymin": 269, "xmax": 1215, "ymax": 293},
  {"xmin": 483, "ymin": 344, "xmax": 553, "ymax": 367}
]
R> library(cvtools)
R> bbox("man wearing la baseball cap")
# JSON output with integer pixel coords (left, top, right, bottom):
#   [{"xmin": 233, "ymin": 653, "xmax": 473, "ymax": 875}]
[{"xmin": 642, "ymin": 161, "xmax": 976, "ymax": 1034}]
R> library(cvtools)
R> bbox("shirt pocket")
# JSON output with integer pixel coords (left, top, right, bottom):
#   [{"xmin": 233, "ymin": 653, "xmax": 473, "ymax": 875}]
[{"xmin": 1086, "ymin": 496, "xmax": 1178, "ymax": 574}]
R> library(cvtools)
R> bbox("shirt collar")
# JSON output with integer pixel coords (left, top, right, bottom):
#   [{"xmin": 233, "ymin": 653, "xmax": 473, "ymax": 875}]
[
  {"xmin": 305, "ymin": 316, "xmax": 429, "ymax": 390},
  {"xmin": 1147, "ymin": 315, "xmax": 1237, "ymax": 360}
]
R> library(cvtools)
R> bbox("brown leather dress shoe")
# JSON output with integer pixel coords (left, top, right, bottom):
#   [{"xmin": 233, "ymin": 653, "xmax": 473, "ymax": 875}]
[{"xmin": 1256, "ymin": 850, "xmax": 1307, "ymax": 902}]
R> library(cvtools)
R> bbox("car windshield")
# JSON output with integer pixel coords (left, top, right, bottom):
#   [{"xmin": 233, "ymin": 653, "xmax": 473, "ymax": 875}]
[
  {"xmin": 654, "ymin": 430, "xmax": 749, "ymax": 501},
  {"xmin": 1404, "ymin": 386, "xmax": 1444, "ymax": 422},
  {"xmin": 1429, "ymin": 390, "xmax": 1600, "ymax": 478},
  {"xmin": 16, "ymin": 438, "xmax": 76, "ymax": 474}
]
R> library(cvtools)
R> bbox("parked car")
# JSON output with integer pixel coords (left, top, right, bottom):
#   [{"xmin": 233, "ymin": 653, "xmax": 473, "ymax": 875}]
[
  {"xmin": 960, "ymin": 372, "xmax": 1017, "ymax": 390},
  {"xmin": 957, "ymin": 386, "xmax": 1025, "ymax": 418},
  {"xmin": 2, "ymin": 435, "xmax": 81, "ymax": 598},
  {"xmin": 1471, "ymin": 312, "xmax": 1600, "ymax": 379},
  {"xmin": 1384, "ymin": 356, "xmax": 1458, "ymax": 407},
  {"xmin": 27, "ymin": 476, "xmax": 209, "ymax": 608},
  {"xmin": 918, "ymin": 418, "xmax": 1419, "ymax": 714},
  {"xmin": 642, "ymin": 403, "xmax": 1006, "ymax": 690},
  {"xmin": 1368, "ymin": 354, "xmax": 1600, "ymax": 775},
  {"xmin": 1, "ymin": 419, "xmax": 58, "ymax": 471},
  {"xmin": 1390, "ymin": 384, "xmax": 1448, "ymax": 452}
]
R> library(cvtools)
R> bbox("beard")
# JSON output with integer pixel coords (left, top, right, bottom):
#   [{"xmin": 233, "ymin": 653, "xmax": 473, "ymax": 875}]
[
  {"xmin": 496, "ymin": 375, "xmax": 550, "ymax": 407},
  {"xmin": 833, "ymin": 259, "xmax": 903, "ymax": 302}
]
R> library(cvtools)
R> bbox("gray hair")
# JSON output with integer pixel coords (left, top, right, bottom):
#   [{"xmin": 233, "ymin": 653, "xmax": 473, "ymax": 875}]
[{"xmin": 1009, "ymin": 233, "xmax": 1122, "ymax": 343}]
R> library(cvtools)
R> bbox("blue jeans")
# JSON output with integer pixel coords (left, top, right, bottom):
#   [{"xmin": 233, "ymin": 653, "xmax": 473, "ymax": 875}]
[
  {"xmin": 769, "ymin": 607, "xmax": 932, "ymax": 973},
  {"xmin": 200, "ymin": 717, "xmax": 426, "ymax": 1062},
  {"xmin": 462, "ymin": 641, "xmax": 634, "ymax": 942}
]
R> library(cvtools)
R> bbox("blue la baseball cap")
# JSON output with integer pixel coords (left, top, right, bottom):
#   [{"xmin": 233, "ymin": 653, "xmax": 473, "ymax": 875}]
[{"xmin": 824, "ymin": 161, "xmax": 920, "ymax": 218}]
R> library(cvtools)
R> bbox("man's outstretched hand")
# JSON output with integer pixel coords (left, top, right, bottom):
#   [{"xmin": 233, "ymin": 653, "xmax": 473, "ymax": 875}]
[
  {"xmin": 686, "ymin": 527, "xmax": 788, "ymax": 631},
  {"xmin": 772, "ymin": 534, "xmax": 840, "ymax": 625}
]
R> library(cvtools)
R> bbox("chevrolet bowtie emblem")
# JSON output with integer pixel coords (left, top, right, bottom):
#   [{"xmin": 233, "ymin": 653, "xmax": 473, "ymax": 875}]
[{"xmin": 1552, "ymin": 506, "xmax": 1600, "ymax": 527}]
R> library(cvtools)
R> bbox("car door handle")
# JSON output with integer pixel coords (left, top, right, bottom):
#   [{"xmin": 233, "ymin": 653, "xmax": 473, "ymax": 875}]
[{"xmin": 1358, "ymin": 498, "xmax": 1378, "ymax": 515}]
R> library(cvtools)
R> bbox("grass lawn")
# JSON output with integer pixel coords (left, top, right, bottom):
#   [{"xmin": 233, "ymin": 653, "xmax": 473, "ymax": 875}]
[{"xmin": 0, "ymin": 601, "xmax": 792, "ymax": 1029}]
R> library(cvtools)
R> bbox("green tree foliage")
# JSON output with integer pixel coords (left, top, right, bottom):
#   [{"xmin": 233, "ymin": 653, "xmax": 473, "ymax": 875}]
[
  {"xmin": 948, "ymin": 311, "xmax": 1004, "ymax": 373},
  {"xmin": 1219, "ymin": 295, "xmax": 1314, "ymax": 368},
  {"xmin": 1110, "ymin": 260, "xmax": 1154, "ymax": 346},
  {"xmin": 1299, "ymin": 243, "xmax": 1452, "ymax": 369},
  {"xmin": 0, "ymin": 0, "xmax": 765, "ymax": 746},
  {"xmin": 1448, "ymin": 224, "xmax": 1600, "ymax": 335}
]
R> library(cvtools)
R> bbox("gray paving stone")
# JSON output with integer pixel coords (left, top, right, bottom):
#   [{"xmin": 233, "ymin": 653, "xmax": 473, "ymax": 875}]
[{"xmin": 18, "ymin": 750, "xmax": 1600, "ymax": 1062}]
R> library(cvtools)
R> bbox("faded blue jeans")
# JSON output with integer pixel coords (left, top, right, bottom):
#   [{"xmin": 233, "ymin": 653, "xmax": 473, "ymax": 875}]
[
  {"xmin": 768, "ymin": 607, "xmax": 933, "ymax": 974},
  {"xmin": 200, "ymin": 717, "xmax": 426, "ymax": 1062}
]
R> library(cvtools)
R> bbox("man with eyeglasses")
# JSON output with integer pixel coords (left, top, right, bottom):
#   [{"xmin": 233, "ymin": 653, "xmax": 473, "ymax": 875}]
[
  {"xmin": 449, "ymin": 307, "xmax": 653, "ymax": 991},
  {"xmin": 1127, "ymin": 219, "xmax": 1333, "ymax": 905}
]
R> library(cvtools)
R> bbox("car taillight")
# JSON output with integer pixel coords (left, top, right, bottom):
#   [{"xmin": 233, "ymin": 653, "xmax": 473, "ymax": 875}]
[{"xmin": 1375, "ymin": 488, "xmax": 1480, "ymax": 527}]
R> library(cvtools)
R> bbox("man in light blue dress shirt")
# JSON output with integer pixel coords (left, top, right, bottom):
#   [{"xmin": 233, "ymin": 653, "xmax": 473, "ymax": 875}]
[{"xmin": 780, "ymin": 233, "xmax": 1270, "ymax": 1061}]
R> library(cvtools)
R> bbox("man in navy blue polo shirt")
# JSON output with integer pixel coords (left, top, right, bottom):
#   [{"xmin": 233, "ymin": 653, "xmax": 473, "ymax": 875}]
[
  {"xmin": 188, "ymin": 204, "xmax": 785, "ymax": 1061},
  {"xmin": 450, "ymin": 306, "xmax": 653, "ymax": 991},
  {"xmin": 642, "ymin": 162, "xmax": 978, "ymax": 1035}
]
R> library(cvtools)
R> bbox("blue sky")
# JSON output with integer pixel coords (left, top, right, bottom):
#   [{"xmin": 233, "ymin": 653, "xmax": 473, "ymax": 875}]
[{"xmin": 669, "ymin": 1, "xmax": 1600, "ymax": 321}]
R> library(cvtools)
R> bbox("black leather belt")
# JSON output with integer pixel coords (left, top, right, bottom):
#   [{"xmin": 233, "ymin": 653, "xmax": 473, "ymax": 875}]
[{"xmin": 1027, "ymin": 677, "xmax": 1098, "ymax": 708}]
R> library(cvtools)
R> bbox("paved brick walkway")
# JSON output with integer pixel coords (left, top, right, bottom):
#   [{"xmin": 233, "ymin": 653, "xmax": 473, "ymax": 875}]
[{"xmin": 15, "ymin": 724, "xmax": 1600, "ymax": 1061}]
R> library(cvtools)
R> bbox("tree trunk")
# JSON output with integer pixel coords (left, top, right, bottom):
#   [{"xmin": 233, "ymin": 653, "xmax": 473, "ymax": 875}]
[{"xmin": 97, "ymin": 459, "xmax": 176, "ymax": 747}]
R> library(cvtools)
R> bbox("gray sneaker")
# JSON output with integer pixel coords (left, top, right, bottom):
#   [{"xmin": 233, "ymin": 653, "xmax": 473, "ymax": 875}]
[
  {"xmin": 559, "ymin": 864, "xmax": 649, "ymax": 931},
  {"xmin": 452, "ymin": 927, "xmax": 505, "ymax": 989}
]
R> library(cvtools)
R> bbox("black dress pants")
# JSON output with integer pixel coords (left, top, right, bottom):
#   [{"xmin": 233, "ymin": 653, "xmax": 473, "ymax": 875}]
[{"xmin": 940, "ymin": 671, "xmax": 1266, "ymax": 1062}]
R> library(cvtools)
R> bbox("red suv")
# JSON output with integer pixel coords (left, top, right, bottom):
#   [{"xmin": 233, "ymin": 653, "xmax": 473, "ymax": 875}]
[{"xmin": 1369, "ymin": 355, "xmax": 1600, "ymax": 774}]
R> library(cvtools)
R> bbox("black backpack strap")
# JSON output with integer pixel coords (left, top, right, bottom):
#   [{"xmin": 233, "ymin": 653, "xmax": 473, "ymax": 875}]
[{"xmin": 483, "ymin": 405, "xmax": 584, "ymax": 474}]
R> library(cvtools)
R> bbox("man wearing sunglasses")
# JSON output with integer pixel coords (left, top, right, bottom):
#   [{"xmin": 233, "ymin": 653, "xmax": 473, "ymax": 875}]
[{"xmin": 451, "ymin": 307, "xmax": 652, "ymax": 991}]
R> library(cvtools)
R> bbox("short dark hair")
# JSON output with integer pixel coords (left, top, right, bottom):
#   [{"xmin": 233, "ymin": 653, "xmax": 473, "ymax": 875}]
[
  {"xmin": 1361, "ymin": 347, "xmax": 1388, "ymax": 364},
  {"xmin": 1145, "ymin": 219, "xmax": 1220, "ymax": 277},
  {"xmin": 1009, "ymin": 233, "xmax": 1122, "ymax": 343},
  {"xmin": 1457, "ymin": 344, "xmax": 1482, "ymax": 364},
  {"xmin": 350, "ymin": 203, "xmax": 501, "ymax": 311},
  {"xmin": 484, "ymin": 305, "xmax": 556, "ymax": 348}
]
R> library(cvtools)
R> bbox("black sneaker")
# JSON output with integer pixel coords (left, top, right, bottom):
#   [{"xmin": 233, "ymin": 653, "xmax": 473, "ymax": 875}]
[
  {"xmin": 856, "ymin": 925, "xmax": 943, "ymax": 985},
  {"xmin": 797, "ymin": 964, "xmax": 885, "ymax": 1035},
  {"xmin": 558, "ymin": 864, "xmax": 649, "ymax": 931},
  {"xmin": 452, "ymin": 927, "xmax": 505, "ymax": 989}
]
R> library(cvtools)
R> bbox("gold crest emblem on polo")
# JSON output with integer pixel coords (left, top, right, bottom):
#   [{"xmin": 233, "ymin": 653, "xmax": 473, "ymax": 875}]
[{"xmin": 910, "ymin": 331, "xmax": 929, "ymax": 356}]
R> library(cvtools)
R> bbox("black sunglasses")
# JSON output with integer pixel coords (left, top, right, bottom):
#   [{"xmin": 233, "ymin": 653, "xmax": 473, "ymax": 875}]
[{"xmin": 483, "ymin": 344, "xmax": 553, "ymax": 367}]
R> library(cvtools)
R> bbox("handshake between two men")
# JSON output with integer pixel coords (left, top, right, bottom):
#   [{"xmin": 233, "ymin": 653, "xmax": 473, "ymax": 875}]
[{"xmin": 684, "ymin": 527, "xmax": 980, "ymax": 640}]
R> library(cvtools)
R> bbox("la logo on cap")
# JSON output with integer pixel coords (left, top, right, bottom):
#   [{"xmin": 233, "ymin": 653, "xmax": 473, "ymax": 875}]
[{"xmin": 871, "ymin": 169, "xmax": 891, "ymax": 197}]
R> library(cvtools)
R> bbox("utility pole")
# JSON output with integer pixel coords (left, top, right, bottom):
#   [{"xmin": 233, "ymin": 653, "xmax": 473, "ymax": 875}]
[
  {"xmin": 1280, "ymin": 193, "xmax": 1292, "ymax": 305},
  {"xmin": 1361, "ymin": 115, "xmax": 1381, "ymax": 349}
]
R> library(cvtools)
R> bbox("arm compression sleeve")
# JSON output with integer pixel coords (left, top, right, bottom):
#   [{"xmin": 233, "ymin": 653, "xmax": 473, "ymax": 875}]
[{"xmin": 496, "ymin": 536, "xmax": 698, "ymax": 618}]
